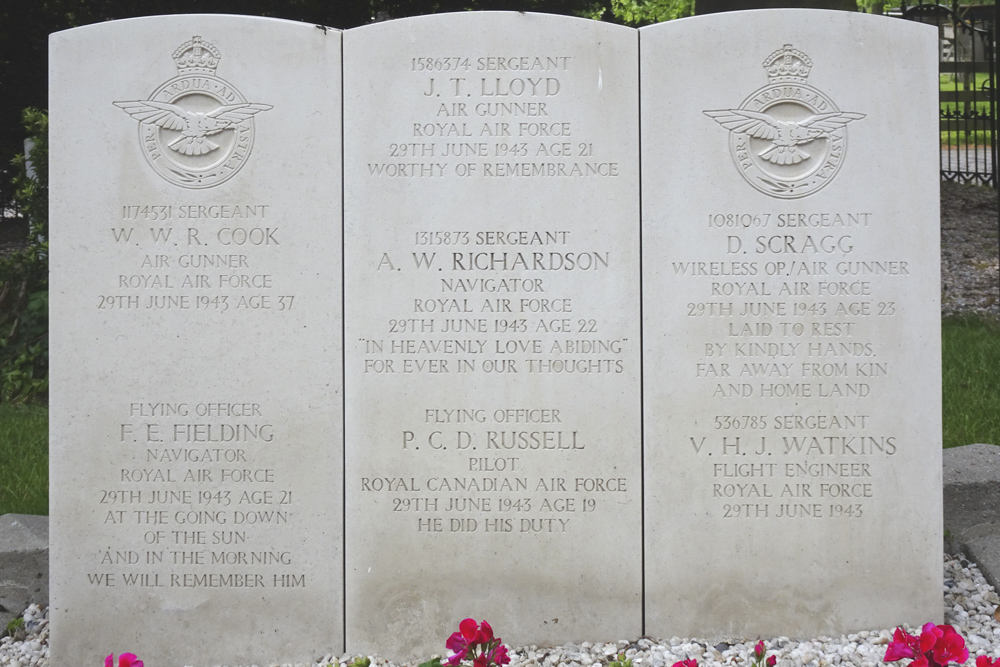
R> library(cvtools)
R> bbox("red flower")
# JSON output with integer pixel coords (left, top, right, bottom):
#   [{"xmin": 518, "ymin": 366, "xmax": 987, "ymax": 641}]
[
  {"xmin": 460, "ymin": 618, "xmax": 480, "ymax": 642},
  {"xmin": 671, "ymin": 660, "xmax": 698, "ymax": 667},
  {"xmin": 976, "ymin": 657, "xmax": 1000, "ymax": 667},
  {"xmin": 105, "ymin": 655, "xmax": 143, "ymax": 667},
  {"xmin": 754, "ymin": 641, "xmax": 766, "ymax": 661},
  {"xmin": 766, "ymin": 656, "xmax": 776, "ymax": 667},
  {"xmin": 477, "ymin": 620, "xmax": 495, "ymax": 644},
  {"xmin": 445, "ymin": 640, "xmax": 469, "ymax": 666},
  {"xmin": 919, "ymin": 624, "xmax": 944, "ymax": 655},
  {"xmin": 445, "ymin": 619, "xmax": 509, "ymax": 667},
  {"xmin": 488, "ymin": 644, "xmax": 510, "ymax": 666},
  {"xmin": 930, "ymin": 626, "xmax": 968, "ymax": 666},
  {"xmin": 886, "ymin": 628, "xmax": 919, "ymax": 662},
  {"xmin": 884, "ymin": 624, "xmax": 967, "ymax": 667}
]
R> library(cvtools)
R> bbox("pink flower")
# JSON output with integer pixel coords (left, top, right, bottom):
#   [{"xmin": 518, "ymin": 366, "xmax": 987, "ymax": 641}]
[
  {"xmin": 445, "ymin": 619, "xmax": 508, "ymax": 667},
  {"xmin": 919, "ymin": 624, "xmax": 944, "ymax": 655},
  {"xmin": 488, "ymin": 644, "xmax": 510, "ymax": 666},
  {"xmin": 105, "ymin": 655, "xmax": 143, "ymax": 667},
  {"xmin": 459, "ymin": 618, "xmax": 480, "ymax": 642},
  {"xmin": 754, "ymin": 641, "xmax": 766, "ymax": 660},
  {"xmin": 930, "ymin": 626, "xmax": 968, "ymax": 666},
  {"xmin": 445, "ymin": 640, "xmax": 469, "ymax": 666},
  {"xmin": 445, "ymin": 618, "xmax": 482, "ymax": 666},
  {"xmin": 886, "ymin": 628, "xmax": 919, "ymax": 662},
  {"xmin": 766, "ymin": 656, "xmax": 776, "ymax": 667},
  {"xmin": 976, "ymin": 657, "xmax": 1000, "ymax": 667},
  {"xmin": 477, "ymin": 620, "xmax": 495, "ymax": 644},
  {"xmin": 884, "ymin": 624, "xmax": 967, "ymax": 667},
  {"xmin": 671, "ymin": 661, "xmax": 698, "ymax": 667}
]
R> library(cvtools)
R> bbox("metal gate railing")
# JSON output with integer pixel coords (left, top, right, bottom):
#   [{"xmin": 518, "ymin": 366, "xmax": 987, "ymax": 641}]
[{"xmin": 899, "ymin": 2, "xmax": 998, "ymax": 188}]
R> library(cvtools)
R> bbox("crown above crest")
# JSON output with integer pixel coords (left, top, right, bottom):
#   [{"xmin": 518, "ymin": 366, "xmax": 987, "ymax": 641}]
[
  {"xmin": 172, "ymin": 36, "xmax": 221, "ymax": 74},
  {"xmin": 763, "ymin": 44, "xmax": 812, "ymax": 83}
]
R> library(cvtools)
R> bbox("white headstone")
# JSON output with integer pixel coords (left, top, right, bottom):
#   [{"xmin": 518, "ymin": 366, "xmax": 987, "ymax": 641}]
[
  {"xmin": 49, "ymin": 16, "xmax": 343, "ymax": 665},
  {"xmin": 343, "ymin": 12, "xmax": 641, "ymax": 658},
  {"xmin": 640, "ymin": 10, "xmax": 942, "ymax": 637}
]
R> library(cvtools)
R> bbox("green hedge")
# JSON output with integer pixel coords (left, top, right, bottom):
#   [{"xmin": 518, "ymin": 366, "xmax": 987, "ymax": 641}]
[{"xmin": 0, "ymin": 109, "xmax": 48, "ymax": 404}]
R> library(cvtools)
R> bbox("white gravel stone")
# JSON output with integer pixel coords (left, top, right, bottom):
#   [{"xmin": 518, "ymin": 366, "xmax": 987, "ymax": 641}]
[{"xmin": 7, "ymin": 554, "xmax": 998, "ymax": 667}]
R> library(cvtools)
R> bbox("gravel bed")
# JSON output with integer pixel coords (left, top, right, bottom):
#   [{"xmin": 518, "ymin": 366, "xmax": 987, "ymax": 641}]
[
  {"xmin": 3, "ymin": 554, "xmax": 999, "ymax": 667},
  {"xmin": 940, "ymin": 182, "xmax": 1000, "ymax": 317}
]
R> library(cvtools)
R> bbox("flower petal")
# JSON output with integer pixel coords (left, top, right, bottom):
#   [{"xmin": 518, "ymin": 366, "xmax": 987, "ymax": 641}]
[
  {"xmin": 885, "ymin": 630, "xmax": 918, "ymax": 664},
  {"xmin": 106, "ymin": 655, "xmax": 114, "ymax": 667},
  {"xmin": 447, "ymin": 631, "xmax": 469, "ymax": 653},
  {"xmin": 893, "ymin": 627, "xmax": 919, "ymax": 648},
  {"xmin": 490, "ymin": 644, "xmax": 511, "ymax": 666},
  {"xmin": 918, "ymin": 628, "xmax": 939, "ymax": 654},
  {"xmin": 460, "ymin": 618, "xmax": 480, "ymax": 642},
  {"xmin": 931, "ymin": 626, "xmax": 968, "ymax": 666}
]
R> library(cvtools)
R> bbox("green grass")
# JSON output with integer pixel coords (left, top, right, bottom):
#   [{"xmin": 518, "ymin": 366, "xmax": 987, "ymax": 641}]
[
  {"xmin": 0, "ymin": 403, "xmax": 48, "ymax": 515},
  {"xmin": 939, "ymin": 72, "xmax": 995, "ymax": 145},
  {"xmin": 942, "ymin": 314, "xmax": 1000, "ymax": 449},
  {"xmin": 940, "ymin": 72, "xmax": 991, "ymax": 91},
  {"xmin": 940, "ymin": 132, "xmax": 993, "ymax": 145}
]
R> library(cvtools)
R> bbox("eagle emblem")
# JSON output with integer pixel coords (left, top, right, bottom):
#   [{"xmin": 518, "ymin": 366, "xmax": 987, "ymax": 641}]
[
  {"xmin": 114, "ymin": 101, "xmax": 272, "ymax": 156},
  {"xmin": 114, "ymin": 36, "xmax": 272, "ymax": 189},
  {"xmin": 705, "ymin": 45, "xmax": 865, "ymax": 199},
  {"xmin": 704, "ymin": 109, "xmax": 865, "ymax": 166}
]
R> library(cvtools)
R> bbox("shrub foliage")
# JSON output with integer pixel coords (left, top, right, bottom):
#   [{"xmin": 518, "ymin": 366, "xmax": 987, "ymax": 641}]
[{"xmin": 0, "ymin": 108, "xmax": 48, "ymax": 404}]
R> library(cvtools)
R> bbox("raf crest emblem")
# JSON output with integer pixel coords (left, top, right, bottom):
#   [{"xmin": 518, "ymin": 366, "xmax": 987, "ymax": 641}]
[
  {"xmin": 704, "ymin": 44, "xmax": 864, "ymax": 199},
  {"xmin": 114, "ymin": 36, "xmax": 272, "ymax": 189}
]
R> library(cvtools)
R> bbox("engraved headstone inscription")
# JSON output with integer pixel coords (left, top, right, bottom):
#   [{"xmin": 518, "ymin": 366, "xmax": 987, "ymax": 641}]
[
  {"xmin": 49, "ymin": 16, "xmax": 343, "ymax": 665},
  {"xmin": 49, "ymin": 9, "xmax": 943, "ymax": 661},
  {"xmin": 343, "ymin": 13, "xmax": 641, "ymax": 658},
  {"xmin": 640, "ymin": 10, "xmax": 942, "ymax": 638}
]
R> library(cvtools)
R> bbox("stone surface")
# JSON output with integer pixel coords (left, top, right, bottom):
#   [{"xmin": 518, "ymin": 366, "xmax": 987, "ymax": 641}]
[
  {"xmin": 0, "ymin": 515, "xmax": 48, "ymax": 628},
  {"xmin": 640, "ymin": 10, "xmax": 942, "ymax": 638},
  {"xmin": 955, "ymin": 527, "xmax": 1000, "ymax": 592},
  {"xmin": 943, "ymin": 443, "xmax": 1000, "ymax": 588},
  {"xmin": 343, "ymin": 12, "xmax": 641, "ymax": 658},
  {"xmin": 47, "ymin": 8, "xmax": 952, "ymax": 658},
  {"xmin": 49, "ymin": 16, "xmax": 343, "ymax": 666},
  {"xmin": 944, "ymin": 443, "xmax": 1000, "ymax": 503}
]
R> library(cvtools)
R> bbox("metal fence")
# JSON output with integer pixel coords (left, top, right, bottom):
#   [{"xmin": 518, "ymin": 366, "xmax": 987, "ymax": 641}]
[{"xmin": 900, "ymin": 1, "xmax": 998, "ymax": 188}]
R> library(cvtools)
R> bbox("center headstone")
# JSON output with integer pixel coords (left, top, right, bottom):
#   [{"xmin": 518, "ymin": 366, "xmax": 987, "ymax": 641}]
[{"xmin": 343, "ymin": 13, "xmax": 641, "ymax": 658}]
